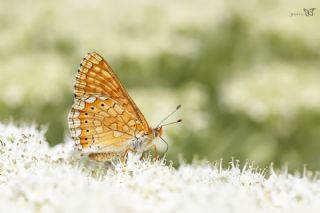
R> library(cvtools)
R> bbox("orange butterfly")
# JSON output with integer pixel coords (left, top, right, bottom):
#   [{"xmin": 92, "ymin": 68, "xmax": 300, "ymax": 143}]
[{"xmin": 68, "ymin": 52, "xmax": 181, "ymax": 161}]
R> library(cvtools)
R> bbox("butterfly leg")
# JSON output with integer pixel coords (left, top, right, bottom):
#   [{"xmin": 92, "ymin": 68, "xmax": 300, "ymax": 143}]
[
  {"xmin": 139, "ymin": 151, "xmax": 146, "ymax": 160},
  {"xmin": 153, "ymin": 144, "xmax": 159, "ymax": 160},
  {"xmin": 120, "ymin": 151, "xmax": 128, "ymax": 165},
  {"xmin": 121, "ymin": 148, "xmax": 135, "ymax": 164}
]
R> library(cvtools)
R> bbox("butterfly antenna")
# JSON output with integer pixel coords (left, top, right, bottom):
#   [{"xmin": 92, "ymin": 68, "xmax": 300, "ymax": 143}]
[
  {"xmin": 156, "ymin": 105, "xmax": 181, "ymax": 128},
  {"xmin": 159, "ymin": 136, "xmax": 169, "ymax": 156},
  {"xmin": 160, "ymin": 119, "xmax": 182, "ymax": 127}
]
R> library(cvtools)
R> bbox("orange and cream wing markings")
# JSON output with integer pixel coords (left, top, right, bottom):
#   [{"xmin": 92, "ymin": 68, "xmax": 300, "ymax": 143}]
[
  {"xmin": 68, "ymin": 52, "xmax": 153, "ymax": 160},
  {"xmin": 73, "ymin": 52, "xmax": 149, "ymax": 131},
  {"xmin": 69, "ymin": 96, "xmax": 144, "ymax": 152}
]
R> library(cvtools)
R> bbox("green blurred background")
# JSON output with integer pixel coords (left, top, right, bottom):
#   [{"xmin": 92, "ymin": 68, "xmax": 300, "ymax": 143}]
[{"xmin": 1, "ymin": 0, "xmax": 320, "ymax": 170}]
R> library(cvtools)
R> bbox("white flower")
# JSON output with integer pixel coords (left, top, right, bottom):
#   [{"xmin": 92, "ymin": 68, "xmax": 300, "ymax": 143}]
[
  {"xmin": 0, "ymin": 123, "xmax": 319, "ymax": 212},
  {"xmin": 219, "ymin": 64, "xmax": 320, "ymax": 122}
]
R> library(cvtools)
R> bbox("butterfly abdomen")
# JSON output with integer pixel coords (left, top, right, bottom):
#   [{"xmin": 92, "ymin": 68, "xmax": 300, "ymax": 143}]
[{"xmin": 88, "ymin": 152, "xmax": 120, "ymax": 161}]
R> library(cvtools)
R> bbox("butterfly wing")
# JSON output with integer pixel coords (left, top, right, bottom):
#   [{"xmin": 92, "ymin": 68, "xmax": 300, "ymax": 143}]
[
  {"xmin": 68, "ymin": 52, "xmax": 151, "ymax": 154},
  {"xmin": 74, "ymin": 52, "xmax": 149, "ymax": 130},
  {"xmin": 68, "ymin": 96, "xmax": 144, "ymax": 153}
]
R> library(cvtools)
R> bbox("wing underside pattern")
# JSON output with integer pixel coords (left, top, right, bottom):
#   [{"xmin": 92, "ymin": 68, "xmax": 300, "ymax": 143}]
[{"xmin": 68, "ymin": 52, "xmax": 152, "ymax": 158}]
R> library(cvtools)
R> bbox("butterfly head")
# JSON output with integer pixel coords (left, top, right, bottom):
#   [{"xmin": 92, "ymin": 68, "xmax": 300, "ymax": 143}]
[
  {"xmin": 153, "ymin": 105, "xmax": 182, "ymax": 139},
  {"xmin": 151, "ymin": 118, "xmax": 181, "ymax": 155},
  {"xmin": 152, "ymin": 126, "xmax": 163, "ymax": 138}
]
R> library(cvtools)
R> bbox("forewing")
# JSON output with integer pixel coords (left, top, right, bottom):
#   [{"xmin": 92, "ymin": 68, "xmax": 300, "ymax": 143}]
[{"xmin": 74, "ymin": 52, "xmax": 149, "ymax": 131}]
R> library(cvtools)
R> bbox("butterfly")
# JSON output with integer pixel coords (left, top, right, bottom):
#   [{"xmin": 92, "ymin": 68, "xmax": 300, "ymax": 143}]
[
  {"xmin": 68, "ymin": 52, "xmax": 181, "ymax": 161},
  {"xmin": 303, "ymin": 8, "xmax": 316, "ymax": 16}
]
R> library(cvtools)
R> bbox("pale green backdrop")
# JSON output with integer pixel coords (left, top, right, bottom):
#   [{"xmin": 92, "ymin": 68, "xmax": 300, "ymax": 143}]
[{"xmin": 1, "ymin": 0, "xmax": 320, "ymax": 170}]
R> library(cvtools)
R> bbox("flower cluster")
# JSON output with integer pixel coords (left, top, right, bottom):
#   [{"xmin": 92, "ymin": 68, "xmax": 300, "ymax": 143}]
[
  {"xmin": 219, "ymin": 64, "xmax": 320, "ymax": 122},
  {"xmin": 2, "ymin": 0, "xmax": 318, "ymax": 108},
  {"xmin": 0, "ymin": 0, "xmax": 223, "ymax": 107},
  {"xmin": 0, "ymin": 123, "xmax": 319, "ymax": 212}
]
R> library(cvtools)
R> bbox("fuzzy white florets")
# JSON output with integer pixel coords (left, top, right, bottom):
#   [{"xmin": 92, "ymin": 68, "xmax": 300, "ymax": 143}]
[{"xmin": 0, "ymin": 123, "xmax": 319, "ymax": 213}]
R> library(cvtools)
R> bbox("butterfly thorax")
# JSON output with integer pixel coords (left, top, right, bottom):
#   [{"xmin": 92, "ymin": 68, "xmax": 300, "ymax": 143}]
[{"xmin": 128, "ymin": 127, "xmax": 162, "ymax": 153}]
